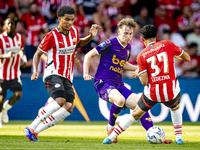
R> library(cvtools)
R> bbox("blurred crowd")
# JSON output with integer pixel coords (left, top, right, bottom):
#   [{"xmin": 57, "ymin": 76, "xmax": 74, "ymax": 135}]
[{"xmin": 1, "ymin": 0, "xmax": 200, "ymax": 78}]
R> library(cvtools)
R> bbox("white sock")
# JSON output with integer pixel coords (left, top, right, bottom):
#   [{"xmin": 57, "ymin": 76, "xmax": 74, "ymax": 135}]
[
  {"xmin": 35, "ymin": 107, "xmax": 70, "ymax": 134},
  {"xmin": 29, "ymin": 101, "xmax": 60, "ymax": 130},
  {"xmin": 108, "ymin": 114, "xmax": 136, "ymax": 141},
  {"xmin": 0, "ymin": 112, "xmax": 2, "ymax": 128},
  {"xmin": 3, "ymin": 101, "xmax": 12, "ymax": 111},
  {"xmin": 170, "ymin": 108, "xmax": 182, "ymax": 140},
  {"xmin": 107, "ymin": 124, "xmax": 114, "ymax": 130}
]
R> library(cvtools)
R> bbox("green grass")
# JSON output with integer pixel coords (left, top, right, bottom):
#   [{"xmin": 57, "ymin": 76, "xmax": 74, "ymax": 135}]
[{"xmin": 0, "ymin": 121, "xmax": 200, "ymax": 150}]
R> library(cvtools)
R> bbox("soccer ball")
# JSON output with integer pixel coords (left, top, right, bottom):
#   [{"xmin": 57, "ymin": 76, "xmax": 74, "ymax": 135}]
[{"xmin": 146, "ymin": 126, "xmax": 165, "ymax": 144}]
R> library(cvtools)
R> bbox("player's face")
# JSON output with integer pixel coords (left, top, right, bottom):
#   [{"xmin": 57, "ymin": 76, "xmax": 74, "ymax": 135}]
[
  {"xmin": 59, "ymin": 14, "xmax": 75, "ymax": 31},
  {"xmin": 118, "ymin": 25, "xmax": 134, "ymax": 45},
  {"xmin": 4, "ymin": 19, "xmax": 15, "ymax": 33}
]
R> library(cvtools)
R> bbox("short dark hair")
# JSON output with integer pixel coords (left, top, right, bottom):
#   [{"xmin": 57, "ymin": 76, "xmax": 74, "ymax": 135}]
[
  {"xmin": 57, "ymin": 6, "xmax": 75, "ymax": 17},
  {"xmin": 140, "ymin": 24, "xmax": 157, "ymax": 39}
]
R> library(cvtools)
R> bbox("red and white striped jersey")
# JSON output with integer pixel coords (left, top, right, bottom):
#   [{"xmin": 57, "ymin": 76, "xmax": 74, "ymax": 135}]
[
  {"xmin": 137, "ymin": 40, "xmax": 183, "ymax": 102},
  {"xmin": 0, "ymin": 32, "xmax": 24, "ymax": 80},
  {"xmin": 38, "ymin": 26, "xmax": 79, "ymax": 81}
]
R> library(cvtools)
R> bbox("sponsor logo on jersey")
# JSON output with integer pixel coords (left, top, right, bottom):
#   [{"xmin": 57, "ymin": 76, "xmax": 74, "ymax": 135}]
[
  {"xmin": 150, "ymin": 45, "xmax": 154, "ymax": 48},
  {"xmin": 109, "ymin": 55, "xmax": 125, "ymax": 74},
  {"xmin": 58, "ymin": 46, "xmax": 75, "ymax": 55},
  {"xmin": 99, "ymin": 41, "xmax": 106, "ymax": 48},
  {"xmin": 72, "ymin": 38, "xmax": 77, "ymax": 42}
]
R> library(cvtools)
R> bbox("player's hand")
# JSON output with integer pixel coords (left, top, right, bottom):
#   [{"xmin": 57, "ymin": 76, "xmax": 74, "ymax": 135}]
[
  {"xmin": 89, "ymin": 24, "xmax": 101, "ymax": 37},
  {"xmin": 21, "ymin": 61, "xmax": 27, "ymax": 68},
  {"xmin": 5, "ymin": 51, "xmax": 16, "ymax": 58},
  {"xmin": 31, "ymin": 72, "xmax": 39, "ymax": 81},
  {"xmin": 132, "ymin": 69, "xmax": 139, "ymax": 78},
  {"xmin": 84, "ymin": 74, "xmax": 94, "ymax": 81}
]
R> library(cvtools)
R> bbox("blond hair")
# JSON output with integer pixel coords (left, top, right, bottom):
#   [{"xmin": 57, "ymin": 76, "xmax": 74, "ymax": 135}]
[{"xmin": 117, "ymin": 18, "xmax": 137, "ymax": 30}]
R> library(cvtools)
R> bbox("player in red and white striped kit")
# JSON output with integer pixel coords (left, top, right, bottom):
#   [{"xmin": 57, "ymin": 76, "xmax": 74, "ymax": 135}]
[
  {"xmin": 0, "ymin": 18, "xmax": 27, "ymax": 128},
  {"xmin": 24, "ymin": 6, "xmax": 101, "ymax": 142},
  {"xmin": 103, "ymin": 24, "xmax": 191, "ymax": 145}
]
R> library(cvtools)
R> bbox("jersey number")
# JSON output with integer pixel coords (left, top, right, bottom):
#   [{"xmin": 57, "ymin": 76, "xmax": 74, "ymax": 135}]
[{"xmin": 146, "ymin": 52, "xmax": 168, "ymax": 77}]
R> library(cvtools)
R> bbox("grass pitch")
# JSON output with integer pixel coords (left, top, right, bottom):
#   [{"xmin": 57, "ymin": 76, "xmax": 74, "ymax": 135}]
[{"xmin": 0, "ymin": 121, "xmax": 199, "ymax": 150}]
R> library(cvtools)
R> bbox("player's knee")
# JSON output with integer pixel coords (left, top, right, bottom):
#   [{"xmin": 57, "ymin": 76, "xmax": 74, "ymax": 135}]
[
  {"xmin": 0, "ymin": 95, "xmax": 3, "ymax": 103},
  {"xmin": 116, "ymin": 96, "xmax": 125, "ymax": 107},
  {"xmin": 171, "ymin": 104, "xmax": 179, "ymax": 111},
  {"xmin": 13, "ymin": 91, "xmax": 22, "ymax": 100},
  {"xmin": 67, "ymin": 105, "xmax": 73, "ymax": 114},
  {"xmin": 55, "ymin": 98, "xmax": 66, "ymax": 107}
]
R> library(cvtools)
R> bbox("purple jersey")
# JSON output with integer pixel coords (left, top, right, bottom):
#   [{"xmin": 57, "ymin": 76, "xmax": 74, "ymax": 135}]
[{"xmin": 95, "ymin": 37, "xmax": 131, "ymax": 84}]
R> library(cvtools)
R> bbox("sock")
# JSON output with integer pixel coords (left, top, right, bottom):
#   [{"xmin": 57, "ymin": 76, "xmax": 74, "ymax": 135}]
[
  {"xmin": 170, "ymin": 108, "xmax": 182, "ymax": 140},
  {"xmin": 109, "ymin": 103, "xmax": 122, "ymax": 126},
  {"xmin": 29, "ymin": 101, "xmax": 60, "ymax": 130},
  {"xmin": 140, "ymin": 111, "xmax": 153, "ymax": 131},
  {"xmin": 3, "ymin": 101, "xmax": 12, "ymax": 111},
  {"xmin": 108, "ymin": 114, "xmax": 136, "ymax": 141},
  {"xmin": 35, "ymin": 107, "xmax": 70, "ymax": 134},
  {"xmin": 107, "ymin": 124, "xmax": 114, "ymax": 130},
  {"xmin": 0, "ymin": 112, "xmax": 2, "ymax": 128}
]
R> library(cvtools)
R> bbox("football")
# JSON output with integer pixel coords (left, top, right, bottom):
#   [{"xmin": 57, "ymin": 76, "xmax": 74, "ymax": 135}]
[{"xmin": 146, "ymin": 126, "xmax": 165, "ymax": 144}]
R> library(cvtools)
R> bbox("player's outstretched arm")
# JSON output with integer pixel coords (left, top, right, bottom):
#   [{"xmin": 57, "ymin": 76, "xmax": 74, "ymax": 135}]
[
  {"xmin": 31, "ymin": 49, "xmax": 43, "ymax": 81},
  {"xmin": 0, "ymin": 51, "xmax": 16, "ymax": 59},
  {"xmin": 83, "ymin": 48, "xmax": 98, "ymax": 81},
  {"xmin": 139, "ymin": 72, "xmax": 148, "ymax": 86},
  {"xmin": 174, "ymin": 51, "xmax": 191, "ymax": 61},
  {"xmin": 123, "ymin": 62, "xmax": 138, "ymax": 71},
  {"xmin": 76, "ymin": 24, "xmax": 101, "ymax": 48}
]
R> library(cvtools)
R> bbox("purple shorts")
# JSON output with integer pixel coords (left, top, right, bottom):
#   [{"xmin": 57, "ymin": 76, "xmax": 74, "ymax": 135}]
[{"xmin": 94, "ymin": 79, "xmax": 132, "ymax": 102}]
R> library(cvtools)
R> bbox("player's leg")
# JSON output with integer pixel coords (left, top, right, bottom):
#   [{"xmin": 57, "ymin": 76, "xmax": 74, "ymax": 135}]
[
  {"xmin": 125, "ymin": 93, "xmax": 153, "ymax": 131},
  {"xmin": 164, "ymin": 93, "xmax": 183, "ymax": 145},
  {"xmin": 0, "ymin": 80, "xmax": 7, "ymax": 128},
  {"xmin": 35, "ymin": 101, "xmax": 72, "ymax": 134},
  {"xmin": 107, "ymin": 89, "xmax": 125, "ymax": 143},
  {"xmin": 2, "ymin": 78, "xmax": 22, "ymax": 123},
  {"xmin": 103, "ymin": 105, "xmax": 145, "ymax": 144},
  {"xmin": 24, "ymin": 75, "xmax": 65, "ymax": 141},
  {"xmin": 94, "ymin": 80, "xmax": 125, "ymax": 143},
  {"xmin": 103, "ymin": 93, "xmax": 155, "ymax": 144},
  {"xmin": 108, "ymin": 89, "xmax": 126, "ymax": 127},
  {"xmin": 34, "ymin": 77, "xmax": 75, "ymax": 137}
]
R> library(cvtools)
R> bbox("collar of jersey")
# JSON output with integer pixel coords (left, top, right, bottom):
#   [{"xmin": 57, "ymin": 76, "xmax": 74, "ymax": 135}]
[
  {"xmin": 147, "ymin": 41, "xmax": 156, "ymax": 47},
  {"xmin": 56, "ymin": 28, "xmax": 69, "ymax": 36}
]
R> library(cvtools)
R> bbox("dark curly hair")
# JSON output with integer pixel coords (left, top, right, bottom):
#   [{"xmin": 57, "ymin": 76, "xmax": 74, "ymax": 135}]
[
  {"xmin": 57, "ymin": 6, "xmax": 75, "ymax": 17},
  {"xmin": 140, "ymin": 24, "xmax": 157, "ymax": 40}
]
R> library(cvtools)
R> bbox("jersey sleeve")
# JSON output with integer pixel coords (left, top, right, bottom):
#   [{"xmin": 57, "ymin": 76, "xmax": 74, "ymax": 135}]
[
  {"xmin": 38, "ymin": 32, "xmax": 54, "ymax": 53},
  {"xmin": 20, "ymin": 34, "xmax": 24, "ymax": 50},
  {"xmin": 169, "ymin": 40, "xmax": 184, "ymax": 56},
  {"xmin": 137, "ymin": 52, "xmax": 147, "ymax": 76},
  {"xmin": 95, "ymin": 39, "xmax": 112, "ymax": 54}
]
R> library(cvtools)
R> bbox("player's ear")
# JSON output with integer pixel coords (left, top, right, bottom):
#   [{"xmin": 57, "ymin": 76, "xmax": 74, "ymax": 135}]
[{"xmin": 117, "ymin": 29, "xmax": 120, "ymax": 35}]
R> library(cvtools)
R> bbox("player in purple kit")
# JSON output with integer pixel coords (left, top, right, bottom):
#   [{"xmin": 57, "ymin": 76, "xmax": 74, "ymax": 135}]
[{"xmin": 83, "ymin": 18, "xmax": 154, "ymax": 143}]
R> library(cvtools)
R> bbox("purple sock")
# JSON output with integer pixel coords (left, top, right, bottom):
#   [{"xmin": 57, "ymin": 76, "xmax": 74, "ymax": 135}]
[
  {"xmin": 140, "ymin": 111, "xmax": 153, "ymax": 131},
  {"xmin": 109, "ymin": 103, "xmax": 122, "ymax": 126}
]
